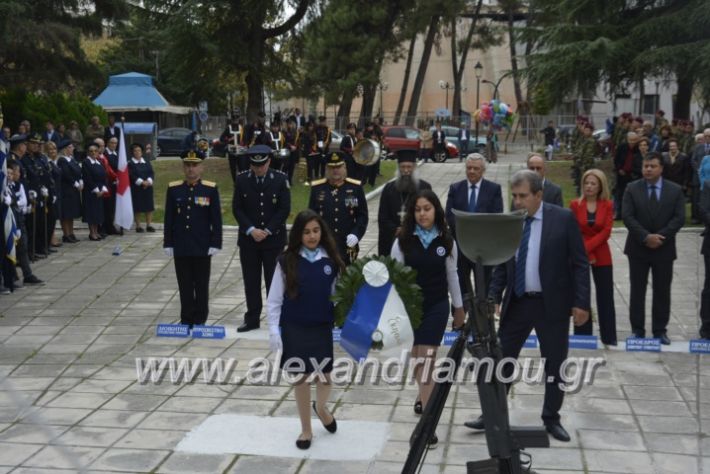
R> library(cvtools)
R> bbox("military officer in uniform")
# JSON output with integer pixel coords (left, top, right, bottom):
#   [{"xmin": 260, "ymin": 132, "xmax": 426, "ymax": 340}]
[
  {"xmin": 315, "ymin": 116, "xmax": 331, "ymax": 179},
  {"xmin": 232, "ymin": 144, "xmax": 291, "ymax": 332},
  {"xmin": 21, "ymin": 133, "xmax": 52, "ymax": 259},
  {"xmin": 163, "ymin": 150, "xmax": 223, "ymax": 328},
  {"xmin": 308, "ymin": 152, "xmax": 368, "ymax": 264}
]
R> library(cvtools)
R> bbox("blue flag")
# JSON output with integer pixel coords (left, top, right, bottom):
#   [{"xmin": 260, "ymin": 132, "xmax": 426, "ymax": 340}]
[{"xmin": 340, "ymin": 282, "xmax": 392, "ymax": 362}]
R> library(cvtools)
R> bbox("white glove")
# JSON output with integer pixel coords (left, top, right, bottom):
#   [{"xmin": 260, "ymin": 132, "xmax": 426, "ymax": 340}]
[
  {"xmin": 74, "ymin": 181, "xmax": 81, "ymax": 189},
  {"xmin": 40, "ymin": 187, "xmax": 48, "ymax": 197},
  {"xmin": 269, "ymin": 332, "xmax": 283, "ymax": 352},
  {"xmin": 52, "ymin": 196, "xmax": 56, "ymax": 204},
  {"xmin": 346, "ymin": 234, "xmax": 359, "ymax": 247},
  {"xmin": 164, "ymin": 247, "xmax": 174, "ymax": 257},
  {"xmin": 101, "ymin": 186, "xmax": 108, "ymax": 194},
  {"xmin": 28, "ymin": 190, "xmax": 37, "ymax": 200},
  {"xmin": 135, "ymin": 178, "xmax": 144, "ymax": 186},
  {"xmin": 146, "ymin": 178, "xmax": 153, "ymax": 186},
  {"xmin": 3, "ymin": 195, "xmax": 11, "ymax": 206},
  {"xmin": 16, "ymin": 229, "xmax": 21, "ymax": 239},
  {"xmin": 208, "ymin": 247, "xmax": 220, "ymax": 256}
]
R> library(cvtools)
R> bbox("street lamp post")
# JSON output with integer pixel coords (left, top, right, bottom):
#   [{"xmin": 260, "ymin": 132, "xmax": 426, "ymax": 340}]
[
  {"xmin": 438, "ymin": 80, "xmax": 454, "ymax": 119},
  {"xmin": 481, "ymin": 70, "xmax": 514, "ymax": 102},
  {"xmin": 376, "ymin": 81, "xmax": 389, "ymax": 121},
  {"xmin": 474, "ymin": 61, "xmax": 483, "ymax": 149}
]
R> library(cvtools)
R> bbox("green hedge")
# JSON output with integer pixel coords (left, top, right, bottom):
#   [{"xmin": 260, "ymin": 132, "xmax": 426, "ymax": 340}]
[{"xmin": 1, "ymin": 89, "xmax": 106, "ymax": 132}]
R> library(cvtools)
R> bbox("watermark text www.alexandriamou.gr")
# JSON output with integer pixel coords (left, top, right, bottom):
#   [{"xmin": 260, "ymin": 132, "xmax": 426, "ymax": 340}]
[{"xmin": 135, "ymin": 351, "xmax": 606, "ymax": 394}]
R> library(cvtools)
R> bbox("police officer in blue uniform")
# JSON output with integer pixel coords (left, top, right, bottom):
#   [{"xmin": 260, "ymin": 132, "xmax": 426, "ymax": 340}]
[
  {"xmin": 232, "ymin": 144, "xmax": 291, "ymax": 332},
  {"xmin": 308, "ymin": 152, "xmax": 368, "ymax": 264},
  {"xmin": 21, "ymin": 133, "xmax": 52, "ymax": 259},
  {"xmin": 163, "ymin": 150, "xmax": 223, "ymax": 327}
]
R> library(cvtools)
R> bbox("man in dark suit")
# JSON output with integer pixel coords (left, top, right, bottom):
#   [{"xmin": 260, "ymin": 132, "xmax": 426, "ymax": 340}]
[
  {"xmin": 430, "ymin": 121, "xmax": 446, "ymax": 163},
  {"xmin": 377, "ymin": 149, "xmax": 431, "ymax": 256},
  {"xmin": 698, "ymin": 182, "xmax": 710, "ymax": 340},
  {"xmin": 164, "ymin": 150, "xmax": 222, "ymax": 328},
  {"xmin": 42, "ymin": 121, "xmax": 60, "ymax": 145},
  {"xmin": 526, "ymin": 154, "xmax": 563, "ymax": 206},
  {"xmin": 103, "ymin": 115, "xmax": 121, "ymax": 146},
  {"xmin": 465, "ymin": 170, "xmax": 590, "ymax": 442},
  {"xmin": 446, "ymin": 154, "xmax": 503, "ymax": 304},
  {"xmin": 232, "ymin": 145, "xmax": 291, "ymax": 332},
  {"xmin": 623, "ymin": 152, "xmax": 685, "ymax": 344}
]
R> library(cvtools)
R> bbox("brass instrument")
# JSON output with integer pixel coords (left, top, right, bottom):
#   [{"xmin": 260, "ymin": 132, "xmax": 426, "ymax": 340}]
[{"xmin": 352, "ymin": 139, "xmax": 381, "ymax": 166}]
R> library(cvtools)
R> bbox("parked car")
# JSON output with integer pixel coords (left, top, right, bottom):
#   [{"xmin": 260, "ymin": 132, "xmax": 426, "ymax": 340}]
[
  {"xmin": 381, "ymin": 125, "xmax": 458, "ymax": 162},
  {"xmin": 428, "ymin": 125, "xmax": 486, "ymax": 157},
  {"xmin": 157, "ymin": 127, "xmax": 194, "ymax": 157}
]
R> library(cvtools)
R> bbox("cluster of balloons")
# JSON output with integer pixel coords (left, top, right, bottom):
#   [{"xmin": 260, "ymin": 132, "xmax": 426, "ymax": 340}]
[{"xmin": 474, "ymin": 99, "xmax": 515, "ymax": 130}]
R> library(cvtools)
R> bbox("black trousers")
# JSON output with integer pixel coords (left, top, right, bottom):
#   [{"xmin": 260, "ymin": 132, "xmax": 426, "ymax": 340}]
[
  {"xmin": 26, "ymin": 205, "xmax": 48, "ymax": 255},
  {"xmin": 103, "ymin": 194, "xmax": 116, "ymax": 233},
  {"xmin": 239, "ymin": 245, "xmax": 280, "ymax": 325},
  {"xmin": 286, "ymin": 152, "xmax": 298, "ymax": 184},
  {"xmin": 306, "ymin": 154, "xmax": 319, "ymax": 182},
  {"xmin": 318, "ymin": 152, "xmax": 326, "ymax": 178},
  {"xmin": 174, "ymin": 256, "xmax": 211, "ymax": 325},
  {"xmin": 574, "ymin": 265, "xmax": 617, "ymax": 344},
  {"xmin": 614, "ymin": 174, "xmax": 631, "ymax": 218},
  {"xmin": 499, "ymin": 295, "xmax": 568, "ymax": 424},
  {"xmin": 15, "ymin": 217, "xmax": 32, "ymax": 279},
  {"xmin": 700, "ymin": 255, "xmax": 710, "ymax": 337},
  {"xmin": 628, "ymin": 257, "xmax": 673, "ymax": 336}
]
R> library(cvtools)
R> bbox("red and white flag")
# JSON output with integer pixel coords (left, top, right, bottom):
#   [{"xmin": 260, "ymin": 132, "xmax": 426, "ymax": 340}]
[{"xmin": 114, "ymin": 126, "xmax": 133, "ymax": 230}]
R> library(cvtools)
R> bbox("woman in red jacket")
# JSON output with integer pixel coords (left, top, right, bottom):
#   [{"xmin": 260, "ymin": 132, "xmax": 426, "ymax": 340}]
[{"xmin": 570, "ymin": 169, "xmax": 618, "ymax": 345}]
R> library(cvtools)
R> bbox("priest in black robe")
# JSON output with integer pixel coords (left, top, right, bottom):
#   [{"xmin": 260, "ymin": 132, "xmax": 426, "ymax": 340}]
[{"xmin": 377, "ymin": 149, "xmax": 432, "ymax": 256}]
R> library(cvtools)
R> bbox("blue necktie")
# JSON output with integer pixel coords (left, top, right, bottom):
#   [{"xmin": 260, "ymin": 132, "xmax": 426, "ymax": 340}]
[
  {"xmin": 468, "ymin": 185, "xmax": 477, "ymax": 212},
  {"xmin": 515, "ymin": 217, "xmax": 534, "ymax": 297}
]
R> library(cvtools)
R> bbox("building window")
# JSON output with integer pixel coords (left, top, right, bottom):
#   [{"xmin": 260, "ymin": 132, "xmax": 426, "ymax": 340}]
[{"xmin": 642, "ymin": 94, "xmax": 659, "ymax": 115}]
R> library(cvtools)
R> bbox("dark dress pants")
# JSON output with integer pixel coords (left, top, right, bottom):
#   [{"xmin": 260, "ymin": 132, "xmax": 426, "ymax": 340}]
[
  {"xmin": 628, "ymin": 257, "xmax": 673, "ymax": 336},
  {"xmin": 700, "ymin": 255, "xmax": 710, "ymax": 338},
  {"xmin": 174, "ymin": 256, "xmax": 211, "ymax": 325},
  {"xmin": 498, "ymin": 295, "xmax": 569, "ymax": 424},
  {"xmin": 574, "ymin": 265, "xmax": 617, "ymax": 344},
  {"xmin": 228, "ymin": 153, "xmax": 239, "ymax": 183},
  {"xmin": 614, "ymin": 173, "xmax": 631, "ymax": 218},
  {"xmin": 239, "ymin": 245, "xmax": 280, "ymax": 326}
]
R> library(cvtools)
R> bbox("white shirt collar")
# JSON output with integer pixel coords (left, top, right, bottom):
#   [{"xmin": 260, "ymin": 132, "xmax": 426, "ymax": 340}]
[{"xmin": 131, "ymin": 157, "xmax": 145, "ymax": 164}]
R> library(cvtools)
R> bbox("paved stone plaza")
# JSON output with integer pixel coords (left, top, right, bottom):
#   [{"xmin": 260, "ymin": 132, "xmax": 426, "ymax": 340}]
[{"xmin": 0, "ymin": 154, "xmax": 708, "ymax": 473}]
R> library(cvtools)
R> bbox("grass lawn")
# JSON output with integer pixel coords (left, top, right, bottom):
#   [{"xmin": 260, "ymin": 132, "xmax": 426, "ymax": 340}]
[
  {"xmin": 543, "ymin": 158, "xmax": 697, "ymax": 227},
  {"xmin": 150, "ymin": 158, "xmax": 397, "ymax": 225}
]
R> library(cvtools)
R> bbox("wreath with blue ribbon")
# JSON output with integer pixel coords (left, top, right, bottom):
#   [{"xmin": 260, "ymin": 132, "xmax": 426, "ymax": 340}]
[{"xmin": 331, "ymin": 255, "xmax": 423, "ymax": 329}]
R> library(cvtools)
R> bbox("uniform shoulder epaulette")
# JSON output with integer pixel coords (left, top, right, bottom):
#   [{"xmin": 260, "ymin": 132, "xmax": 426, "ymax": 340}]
[
  {"xmin": 237, "ymin": 170, "xmax": 250, "ymax": 175},
  {"xmin": 345, "ymin": 177, "xmax": 362, "ymax": 185},
  {"xmin": 311, "ymin": 178, "xmax": 327, "ymax": 186},
  {"xmin": 169, "ymin": 180, "xmax": 183, "ymax": 187},
  {"xmin": 202, "ymin": 180, "xmax": 216, "ymax": 187}
]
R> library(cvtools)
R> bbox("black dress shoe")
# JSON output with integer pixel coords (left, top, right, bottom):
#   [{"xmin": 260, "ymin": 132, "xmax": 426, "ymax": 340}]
[
  {"xmin": 464, "ymin": 415, "xmax": 484, "ymax": 430},
  {"xmin": 89, "ymin": 236, "xmax": 102, "ymax": 241},
  {"xmin": 295, "ymin": 436, "xmax": 311, "ymax": 450},
  {"xmin": 146, "ymin": 225, "xmax": 156, "ymax": 232},
  {"xmin": 414, "ymin": 400, "xmax": 422, "ymax": 415},
  {"xmin": 62, "ymin": 236, "xmax": 71, "ymax": 243},
  {"xmin": 313, "ymin": 401, "xmax": 337, "ymax": 433},
  {"xmin": 136, "ymin": 226, "xmax": 144, "ymax": 233},
  {"xmin": 23, "ymin": 275, "xmax": 44, "ymax": 285},
  {"xmin": 69, "ymin": 235, "xmax": 79, "ymax": 243},
  {"xmin": 700, "ymin": 331, "xmax": 710, "ymax": 340},
  {"xmin": 48, "ymin": 248, "xmax": 57, "ymax": 253},
  {"xmin": 427, "ymin": 433, "xmax": 438, "ymax": 449},
  {"xmin": 236, "ymin": 322, "xmax": 260, "ymax": 333},
  {"xmin": 655, "ymin": 333, "xmax": 671, "ymax": 345},
  {"xmin": 632, "ymin": 330, "xmax": 645, "ymax": 338},
  {"xmin": 545, "ymin": 422, "xmax": 571, "ymax": 442}
]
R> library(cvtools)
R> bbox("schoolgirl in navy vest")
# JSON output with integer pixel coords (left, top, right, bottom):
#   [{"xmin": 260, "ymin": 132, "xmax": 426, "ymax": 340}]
[
  {"xmin": 391, "ymin": 189, "xmax": 463, "ymax": 449},
  {"xmin": 266, "ymin": 209, "xmax": 345, "ymax": 450}
]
